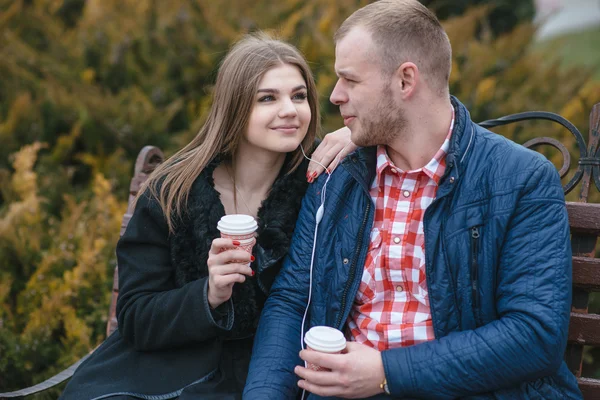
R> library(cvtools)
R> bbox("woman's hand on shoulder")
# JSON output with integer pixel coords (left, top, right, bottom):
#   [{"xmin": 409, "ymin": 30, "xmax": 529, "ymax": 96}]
[
  {"xmin": 206, "ymin": 238, "xmax": 254, "ymax": 309},
  {"xmin": 308, "ymin": 126, "xmax": 357, "ymax": 181}
]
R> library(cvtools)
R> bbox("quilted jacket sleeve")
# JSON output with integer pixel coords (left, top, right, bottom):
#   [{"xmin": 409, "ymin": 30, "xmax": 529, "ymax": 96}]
[
  {"xmin": 382, "ymin": 160, "xmax": 573, "ymax": 398},
  {"xmin": 116, "ymin": 191, "xmax": 233, "ymax": 351},
  {"xmin": 243, "ymin": 179, "xmax": 320, "ymax": 399}
]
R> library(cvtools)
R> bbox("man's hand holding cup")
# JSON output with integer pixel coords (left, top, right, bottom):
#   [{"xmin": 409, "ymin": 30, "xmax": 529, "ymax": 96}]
[{"xmin": 296, "ymin": 326, "xmax": 386, "ymax": 398}]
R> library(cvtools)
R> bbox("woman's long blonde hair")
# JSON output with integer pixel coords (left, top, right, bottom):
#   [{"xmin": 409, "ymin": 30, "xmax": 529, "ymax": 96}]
[{"xmin": 138, "ymin": 33, "xmax": 320, "ymax": 233}]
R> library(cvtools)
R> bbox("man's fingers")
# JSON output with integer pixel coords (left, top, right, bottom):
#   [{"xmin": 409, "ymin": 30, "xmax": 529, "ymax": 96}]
[
  {"xmin": 299, "ymin": 350, "xmax": 342, "ymax": 371},
  {"xmin": 295, "ymin": 366, "xmax": 341, "ymax": 386},
  {"xmin": 297, "ymin": 380, "xmax": 342, "ymax": 397},
  {"xmin": 343, "ymin": 341, "xmax": 363, "ymax": 352}
]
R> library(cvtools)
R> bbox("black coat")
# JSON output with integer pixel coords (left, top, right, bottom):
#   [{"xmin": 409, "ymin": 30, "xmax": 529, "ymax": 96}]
[{"xmin": 60, "ymin": 157, "xmax": 309, "ymax": 400}]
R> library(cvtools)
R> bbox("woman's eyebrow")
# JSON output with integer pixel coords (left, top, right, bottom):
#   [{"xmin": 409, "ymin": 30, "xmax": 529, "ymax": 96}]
[{"xmin": 257, "ymin": 85, "xmax": 307, "ymax": 94}]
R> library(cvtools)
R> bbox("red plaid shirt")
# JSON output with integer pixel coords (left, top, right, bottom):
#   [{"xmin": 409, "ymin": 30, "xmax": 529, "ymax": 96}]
[{"xmin": 348, "ymin": 113, "xmax": 454, "ymax": 350}]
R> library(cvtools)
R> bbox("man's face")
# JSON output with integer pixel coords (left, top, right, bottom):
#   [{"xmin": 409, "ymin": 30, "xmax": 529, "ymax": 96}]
[{"xmin": 330, "ymin": 27, "xmax": 407, "ymax": 147}]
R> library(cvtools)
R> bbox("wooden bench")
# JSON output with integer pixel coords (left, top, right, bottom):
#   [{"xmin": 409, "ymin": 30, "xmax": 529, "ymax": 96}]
[{"xmin": 1, "ymin": 105, "xmax": 599, "ymax": 399}]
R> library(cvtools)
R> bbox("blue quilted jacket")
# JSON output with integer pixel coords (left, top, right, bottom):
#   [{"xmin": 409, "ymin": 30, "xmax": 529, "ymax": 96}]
[{"xmin": 244, "ymin": 98, "xmax": 582, "ymax": 399}]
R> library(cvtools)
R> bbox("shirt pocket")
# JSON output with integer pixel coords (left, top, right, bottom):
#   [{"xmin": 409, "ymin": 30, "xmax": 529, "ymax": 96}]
[{"xmin": 355, "ymin": 228, "xmax": 383, "ymax": 304}]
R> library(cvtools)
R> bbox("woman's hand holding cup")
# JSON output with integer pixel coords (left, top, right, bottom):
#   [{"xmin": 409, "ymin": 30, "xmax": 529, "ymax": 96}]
[
  {"xmin": 207, "ymin": 238, "xmax": 255, "ymax": 309},
  {"xmin": 208, "ymin": 214, "xmax": 259, "ymax": 309}
]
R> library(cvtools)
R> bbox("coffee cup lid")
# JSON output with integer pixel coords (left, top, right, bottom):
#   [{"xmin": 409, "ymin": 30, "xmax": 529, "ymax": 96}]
[
  {"xmin": 217, "ymin": 214, "xmax": 258, "ymax": 235},
  {"xmin": 304, "ymin": 326, "xmax": 346, "ymax": 353}
]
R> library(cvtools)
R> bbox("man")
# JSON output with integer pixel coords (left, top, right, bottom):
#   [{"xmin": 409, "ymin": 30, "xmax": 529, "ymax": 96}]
[{"xmin": 244, "ymin": 0, "xmax": 582, "ymax": 398}]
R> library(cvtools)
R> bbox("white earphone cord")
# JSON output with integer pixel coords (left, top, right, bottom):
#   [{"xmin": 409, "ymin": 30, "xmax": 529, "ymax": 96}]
[{"xmin": 297, "ymin": 141, "xmax": 352, "ymax": 400}]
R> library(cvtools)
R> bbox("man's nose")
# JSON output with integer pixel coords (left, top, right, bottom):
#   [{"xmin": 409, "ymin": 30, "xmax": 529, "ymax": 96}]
[{"xmin": 330, "ymin": 79, "xmax": 347, "ymax": 105}]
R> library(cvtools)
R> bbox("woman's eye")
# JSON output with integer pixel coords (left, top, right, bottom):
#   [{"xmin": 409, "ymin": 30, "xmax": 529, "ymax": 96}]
[
  {"xmin": 293, "ymin": 92, "xmax": 308, "ymax": 101},
  {"xmin": 258, "ymin": 95, "xmax": 275, "ymax": 102}
]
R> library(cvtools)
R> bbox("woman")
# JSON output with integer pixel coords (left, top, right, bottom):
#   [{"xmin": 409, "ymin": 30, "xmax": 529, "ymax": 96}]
[{"xmin": 59, "ymin": 33, "xmax": 353, "ymax": 400}]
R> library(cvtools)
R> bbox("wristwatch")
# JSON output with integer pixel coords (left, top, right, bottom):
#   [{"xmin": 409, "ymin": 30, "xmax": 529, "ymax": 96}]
[{"xmin": 380, "ymin": 377, "xmax": 390, "ymax": 395}]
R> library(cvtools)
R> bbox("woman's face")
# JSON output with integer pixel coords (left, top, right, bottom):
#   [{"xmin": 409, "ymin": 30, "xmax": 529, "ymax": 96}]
[{"xmin": 244, "ymin": 64, "xmax": 311, "ymax": 156}]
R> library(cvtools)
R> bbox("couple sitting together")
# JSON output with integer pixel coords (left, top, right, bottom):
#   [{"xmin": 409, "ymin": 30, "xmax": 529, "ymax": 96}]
[{"xmin": 61, "ymin": 0, "xmax": 582, "ymax": 399}]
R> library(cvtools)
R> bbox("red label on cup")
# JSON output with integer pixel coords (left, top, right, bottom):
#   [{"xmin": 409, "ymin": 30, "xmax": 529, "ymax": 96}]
[{"xmin": 306, "ymin": 347, "xmax": 342, "ymax": 372}]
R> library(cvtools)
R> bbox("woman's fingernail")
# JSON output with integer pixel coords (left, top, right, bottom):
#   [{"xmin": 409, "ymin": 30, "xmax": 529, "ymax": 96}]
[
  {"xmin": 232, "ymin": 240, "xmax": 241, "ymax": 246},
  {"xmin": 250, "ymin": 255, "xmax": 255, "ymax": 261},
  {"xmin": 312, "ymin": 171, "xmax": 318, "ymax": 178},
  {"xmin": 251, "ymin": 270, "xmax": 255, "ymax": 276}
]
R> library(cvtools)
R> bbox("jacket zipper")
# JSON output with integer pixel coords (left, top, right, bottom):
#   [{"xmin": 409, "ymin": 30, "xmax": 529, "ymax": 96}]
[
  {"xmin": 335, "ymin": 201, "xmax": 371, "ymax": 329},
  {"xmin": 422, "ymin": 162, "xmax": 455, "ymax": 339},
  {"xmin": 471, "ymin": 226, "xmax": 481, "ymax": 326}
]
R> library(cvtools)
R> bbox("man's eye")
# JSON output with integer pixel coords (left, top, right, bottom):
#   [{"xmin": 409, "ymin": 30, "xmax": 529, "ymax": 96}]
[{"xmin": 259, "ymin": 95, "xmax": 275, "ymax": 102}]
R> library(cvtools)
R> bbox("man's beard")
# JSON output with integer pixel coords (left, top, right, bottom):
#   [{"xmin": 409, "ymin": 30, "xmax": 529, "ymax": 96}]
[{"xmin": 352, "ymin": 89, "xmax": 407, "ymax": 147}]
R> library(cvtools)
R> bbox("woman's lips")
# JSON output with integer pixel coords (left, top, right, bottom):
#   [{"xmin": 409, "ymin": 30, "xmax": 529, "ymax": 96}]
[{"xmin": 271, "ymin": 126, "xmax": 300, "ymax": 134}]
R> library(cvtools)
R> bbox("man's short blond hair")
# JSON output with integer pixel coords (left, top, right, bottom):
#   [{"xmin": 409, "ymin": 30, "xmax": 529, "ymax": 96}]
[{"xmin": 335, "ymin": 0, "xmax": 452, "ymax": 95}]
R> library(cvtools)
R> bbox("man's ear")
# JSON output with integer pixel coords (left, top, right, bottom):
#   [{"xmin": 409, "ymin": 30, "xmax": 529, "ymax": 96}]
[{"xmin": 394, "ymin": 62, "xmax": 419, "ymax": 99}]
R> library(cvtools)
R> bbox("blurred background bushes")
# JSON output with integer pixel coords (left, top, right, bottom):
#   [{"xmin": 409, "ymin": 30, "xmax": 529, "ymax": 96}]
[{"xmin": 0, "ymin": 0, "xmax": 599, "ymax": 396}]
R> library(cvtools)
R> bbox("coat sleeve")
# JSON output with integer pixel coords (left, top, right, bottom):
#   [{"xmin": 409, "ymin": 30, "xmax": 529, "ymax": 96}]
[
  {"xmin": 382, "ymin": 160, "xmax": 573, "ymax": 398},
  {"xmin": 115, "ymin": 191, "xmax": 233, "ymax": 351},
  {"xmin": 243, "ymin": 179, "xmax": 319, "ymax": 399}
]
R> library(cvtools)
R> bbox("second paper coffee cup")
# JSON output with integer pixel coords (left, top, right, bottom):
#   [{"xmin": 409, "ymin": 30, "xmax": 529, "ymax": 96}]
[
  {"xmin": 304, "ymin": 326, "xmax": 347, "ymax": 371},
  {"xmin": 217, "ymin": 214, "xmax": 258, "ymax": 253}
]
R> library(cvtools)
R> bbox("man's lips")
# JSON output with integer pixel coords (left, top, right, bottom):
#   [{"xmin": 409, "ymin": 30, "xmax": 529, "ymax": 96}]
[{"xmin": 342, "ymin": 116, "xmax": 356, "ymax": 126}]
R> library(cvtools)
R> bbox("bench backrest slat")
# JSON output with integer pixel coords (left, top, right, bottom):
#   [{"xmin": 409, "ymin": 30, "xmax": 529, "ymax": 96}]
[
  {"xmin": 572, "ymin": 256, "xmax": 600, "ymax": 289},
  {"xmin": 106, "ymin": 146, "xmax": 164, "ymax": 337},
  {"xmin": 568, "ymin": 313, "xmax": 600, "ymax": 346},
  {"xmin": 567, "ymin": 203, "xmax": 600, "ymax": 235}
]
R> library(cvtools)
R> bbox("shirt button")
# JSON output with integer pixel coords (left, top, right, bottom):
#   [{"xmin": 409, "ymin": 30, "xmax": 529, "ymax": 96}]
[
  {"xmin": 393, "ymin": 237, "xmax": 400, "ymax": 244},
  {"xmin": 343, "ymin": 258, "xmax": 349, "ymax": 265},
  {"xmin": 403, "ymin": 190, "xmax": 410, "ymax": 198},
  {"xmin": 396, "ymin": 285, "xmax": 404, "ymax": 292}
]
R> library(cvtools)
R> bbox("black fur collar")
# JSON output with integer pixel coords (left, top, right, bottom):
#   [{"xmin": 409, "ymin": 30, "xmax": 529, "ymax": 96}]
[{"xmin": 169, "ymin": 156, "xmax": 309, "ymax": 337}]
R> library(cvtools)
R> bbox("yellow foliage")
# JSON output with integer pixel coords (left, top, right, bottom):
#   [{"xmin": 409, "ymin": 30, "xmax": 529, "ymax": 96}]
[
  {"xmin": 475, "ymin": 77, "xmax": 497, "ymax": 105},
  {"xmin": 0, "ymin": 0, "xmax": 23, "ymax": 29},
  {"xmin": 561, "ymin": 98, "xmax": 586, "ymax": 125},
  {"xmin": 81, "ymin": 68, "xmax": 96, "ymax": 84},
  {"xmin": 0, "ymin": 93, "xmax": 33, "ymax": 143},
  {"xmin": 0, "ymin": 143, "xmax": 46, "ymax": 260}
]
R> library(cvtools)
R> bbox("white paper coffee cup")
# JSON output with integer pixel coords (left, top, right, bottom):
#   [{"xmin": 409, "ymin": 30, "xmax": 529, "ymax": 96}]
[
  {"xmin": 304, "ymin": 326, "xmax": 347, "ymax": 371},
  {"xmin": 217, "ymin": 214, "xmax": 258, "ymax": 254}
]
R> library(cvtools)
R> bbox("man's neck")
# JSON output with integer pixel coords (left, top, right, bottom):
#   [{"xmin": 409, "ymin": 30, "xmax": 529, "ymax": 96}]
[{"xmin": 386, "ymin": 100, "xmax": 453, "ymax": 172}]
